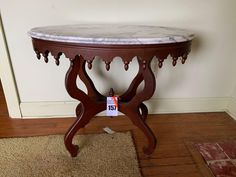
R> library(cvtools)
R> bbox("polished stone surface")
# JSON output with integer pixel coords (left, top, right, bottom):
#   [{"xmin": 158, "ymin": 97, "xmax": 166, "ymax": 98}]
[{"xmin": 29, "ymin": 24, "xmax": 194, "ymax": 45}]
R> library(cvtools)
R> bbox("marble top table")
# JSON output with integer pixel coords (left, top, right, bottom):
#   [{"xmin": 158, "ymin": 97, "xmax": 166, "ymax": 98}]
[
  {"xmin": 29, "ymin": 24, "xmax": 194, "ymax": 45},
  {"xmin": 29, "ymin": 24, "xmax": 194, "ymax": 157}
]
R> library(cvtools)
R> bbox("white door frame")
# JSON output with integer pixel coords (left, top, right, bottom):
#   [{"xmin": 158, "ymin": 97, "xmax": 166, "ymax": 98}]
[{"xmin": 0, "ymin": 14, "xmax": 21, "ymax": 118}]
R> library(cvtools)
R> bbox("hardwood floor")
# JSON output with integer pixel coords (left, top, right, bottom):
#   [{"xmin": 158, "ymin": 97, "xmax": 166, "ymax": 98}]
[{"xmin": 0, "ymin": 81, "xmax": 236, "ymax": 177}]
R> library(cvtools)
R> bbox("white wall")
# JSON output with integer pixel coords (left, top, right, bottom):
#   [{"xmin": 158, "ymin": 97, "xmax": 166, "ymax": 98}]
[
  {"xmin": 0, "ymin": 0, "xmax": 236, "ymax": 118},
  {"xmin": 232, "ymin": 86, "xmax": 236, "ymax": 99}
]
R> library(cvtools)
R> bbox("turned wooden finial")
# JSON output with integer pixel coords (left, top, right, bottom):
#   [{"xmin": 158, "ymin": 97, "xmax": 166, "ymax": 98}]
[
  {"xmin": 105, "ymin": 61, "xmax": 111, "ymax": 71},
  {"xmin": 181, "ymin": 54, "xmax": 188, "ymax": 64},
  {"xmin": 172, "ymin": 57, "xmax": 178, "ymax": 66},
  {"xmin": 124, "ymin": 61, "xmax": 129, "ymax": 71},
  {"xmin": 109, "ymin": 88, "xmax": 114, "ymax": 97},
  {"xmin": 43, "ymin": 51, "xmax": 49, "ymax": 63},
  {"xmin": 87, "ymin": 60, "xmax": 93, "ymax": 69},
  {"xmin": 158, "ymin": 58, "xmax": 164, "ymax": 68},
  {"xmin": 54, "ymin": 52, "xmax": 62, "ymax": 66},
  {"xmin": 142, "ymin": 60, "xmax": 147, "ymax": 69},
  {"xmin": 35, "ymin": 50, "xmax": 41, "ymax": 60}
]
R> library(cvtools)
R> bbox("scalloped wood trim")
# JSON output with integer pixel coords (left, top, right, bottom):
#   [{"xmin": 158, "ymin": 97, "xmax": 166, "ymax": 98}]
[{"xmin": 31, "ymin": 38, "xmax": 192, "ymax": 70}]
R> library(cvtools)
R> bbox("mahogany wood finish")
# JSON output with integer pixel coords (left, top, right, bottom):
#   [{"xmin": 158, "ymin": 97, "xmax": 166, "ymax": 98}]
[{"xmin": 30, "ymin": 38, "xmax": 192, "ymax": 157}]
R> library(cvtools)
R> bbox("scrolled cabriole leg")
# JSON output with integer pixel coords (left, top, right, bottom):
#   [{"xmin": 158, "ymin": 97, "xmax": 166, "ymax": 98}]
[
  {"xmin": 64, "ymin": 56, "xmax": 106, "ymax": 157},
  {"xmin": 64, "ymin": 102, "xmax": 105, "ymax": 157},
  {"xmin": 64, "ymin": 104, "xmax": 93, "ymax": 157},
  {"xmin": 125, "ymin": 110, "xmax": 156, "ymax": 155},
  {"xmin": 78, "ymin": 55, "xmax": 105, "ymax": 100},
  {"xmin": 121, "ymin": 57, "xmax": 157, "ymax": 155}
]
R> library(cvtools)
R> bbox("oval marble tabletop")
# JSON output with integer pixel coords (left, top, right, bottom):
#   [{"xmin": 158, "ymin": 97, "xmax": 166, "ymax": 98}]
[{"xmin": 29, "ymin": 24, "xmax": 194, "ymax": 45}]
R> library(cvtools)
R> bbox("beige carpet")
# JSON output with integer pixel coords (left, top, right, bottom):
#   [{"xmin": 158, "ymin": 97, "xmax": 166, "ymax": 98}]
[{"xmin": 0, "ymin": 132, "xmax": 142, "ymax": 177}]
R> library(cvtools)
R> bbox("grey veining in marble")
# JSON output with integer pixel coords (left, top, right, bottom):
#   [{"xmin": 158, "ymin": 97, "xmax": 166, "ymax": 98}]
[{"xmin": 29, "ymin": 24, "xmax": 194, "ymax": 45}]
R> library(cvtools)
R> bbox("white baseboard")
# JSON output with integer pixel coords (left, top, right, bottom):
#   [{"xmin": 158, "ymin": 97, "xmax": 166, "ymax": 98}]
[
  {"xmin": 145, "ymin": 97, "xmax": 229, "ymax": 114},
  {"xmin": 227, "ymin": 98, "xmax": 236, "ymax": 120},
  {"xmin": 20, "ymin": 101, "xmax": 77, "ymax": 118},
  {"xmin": 20, "ymin": 97, "xmax": 231, "ymax": 119}
]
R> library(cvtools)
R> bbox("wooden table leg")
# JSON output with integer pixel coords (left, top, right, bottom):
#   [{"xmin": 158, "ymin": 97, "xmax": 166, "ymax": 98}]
[
  {"xmin": 120, "ymin": 59, "xmax": 149, "ymax": 121},
  {"xmin": 64, "ymin": 103, "xmax": 104, "ymax": 157},
  {"xmin": 64, "ymin": 56, "xmax": 105, "ymax": 157},
  {"xmin": 120, "ymin": 57, "xmax": 157, "ymax": 155},
  {"xmin": 64, "ymin": 55, "xmax": 156, "ymax": 157}
]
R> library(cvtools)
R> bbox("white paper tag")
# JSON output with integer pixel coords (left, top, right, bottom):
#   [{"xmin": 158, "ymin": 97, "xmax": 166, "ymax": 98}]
[
  {"xmin": 106, "ymin": 96, "xmax": 118, "ymax": 116},
  {"xmin": 103, "ymin": 127, "xmax": 115, "ymax": 134}
]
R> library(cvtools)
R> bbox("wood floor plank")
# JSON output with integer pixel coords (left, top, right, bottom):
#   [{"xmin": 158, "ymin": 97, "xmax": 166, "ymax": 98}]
[
  {"xmin": 142, "ymin": 164, "xmax": 198, "ymax": 176},
  {"xmin": 140, "ymin": 157, "xmax": 194, "ymax": 167}
]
